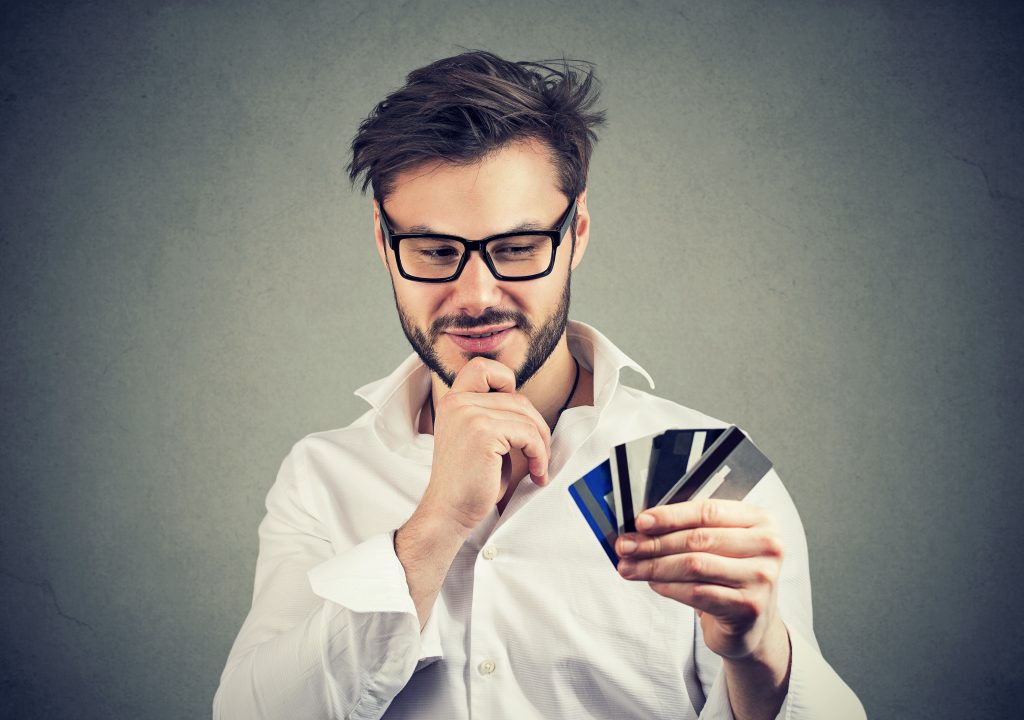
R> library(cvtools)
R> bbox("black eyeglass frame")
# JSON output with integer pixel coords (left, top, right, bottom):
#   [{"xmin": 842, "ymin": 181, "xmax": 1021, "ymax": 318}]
[{"xmin": 378, "ymin": 197, "xmax": 578, "ymax": 283}]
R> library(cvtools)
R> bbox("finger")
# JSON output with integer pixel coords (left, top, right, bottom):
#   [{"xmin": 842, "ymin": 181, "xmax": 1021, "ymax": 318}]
[
  {"xmin": 470, "ymin": 406, "xmax": 552, "ymax": 468},
  {"xmin": 616, "ymin": 527, "xmax": 784, "ymax": 560},
  {"xmin": 617, "ymin": 551, "xmax": 774, "ymax": 588},
  {"xmin": 646, "ymin": 581, "xmax": 751, "ymax": 619},
  {"xmin": 495, "ymin": 418, "xmax": 550, "ymax": 485},
  {"xmin": 454, "ymin": 393, "xmax": 552, "ymax": 455},
  {"xmin": 450, "ymin": 356, "xmax": 517, "ymax": 394},
  {"xmin": 635, "ymin": 499, "xmax": 768, "ymax": 534}
]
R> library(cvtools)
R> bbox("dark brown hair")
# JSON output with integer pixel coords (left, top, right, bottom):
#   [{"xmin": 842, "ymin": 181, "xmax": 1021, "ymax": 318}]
[{"xmin": 347, "ymin": 50, "xmax": 606, "ymax": 205}]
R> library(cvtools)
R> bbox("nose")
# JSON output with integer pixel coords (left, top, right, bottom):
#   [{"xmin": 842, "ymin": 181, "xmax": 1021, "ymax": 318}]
[{"xmin": 449, "ymin": 250, "xmax": 503, "ymax": 317}]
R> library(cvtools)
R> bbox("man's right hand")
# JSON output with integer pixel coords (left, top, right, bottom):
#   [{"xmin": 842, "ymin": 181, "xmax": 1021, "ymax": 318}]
[
  {"xmin": 419, "ymin": 356, "xmax": 552, "ymax": 536},
  {"xmin": 396, "ymin": 357, "xmax": 552, "ymax": 627}
]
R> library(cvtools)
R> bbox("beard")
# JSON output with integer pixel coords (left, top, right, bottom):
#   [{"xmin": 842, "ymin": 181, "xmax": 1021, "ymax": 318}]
[{"xmin": 394, "ymin": 276, "xmax": 571, "ymax": 390}]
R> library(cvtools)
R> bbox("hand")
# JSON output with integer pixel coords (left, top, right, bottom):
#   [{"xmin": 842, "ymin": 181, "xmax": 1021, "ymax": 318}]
[
  {"xmin": 615, "ymin": 499, "xmax": 786, "ymax": 662},
  {"xmin": 419, "ymin": 357, "xmax": 551, "ymax": 535}
]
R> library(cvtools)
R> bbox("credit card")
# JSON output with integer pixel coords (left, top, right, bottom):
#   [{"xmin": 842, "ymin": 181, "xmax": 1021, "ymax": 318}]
[
  {"xmin": 656, "ymin": 426, "xmax": 772, "ymax": 506},
  {"xmin": 570, "ymin": 426, "xmax": 771, "ymax": 567},
  {"xmin": 611, "ymin": 428, "xmax": 726, "ymax": 534},
  {"xmin": 568, "ymin": 459, "xmax": 619, "ymax": 565}
]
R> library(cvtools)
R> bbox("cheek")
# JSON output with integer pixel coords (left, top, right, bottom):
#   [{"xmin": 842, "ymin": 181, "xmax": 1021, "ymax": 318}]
[
  {"xmin": 396, "ymin": 284, "xmax": 447, "ymax": 320},
  {"xmin": 506, "ymin": 280, "xmax": 557, "ymax": 317}
]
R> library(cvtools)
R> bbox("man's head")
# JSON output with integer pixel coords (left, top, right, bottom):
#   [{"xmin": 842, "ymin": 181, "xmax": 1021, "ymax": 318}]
[{"xmin": 347, "ymin": 51, "xmax": 605, "ymax": 388}]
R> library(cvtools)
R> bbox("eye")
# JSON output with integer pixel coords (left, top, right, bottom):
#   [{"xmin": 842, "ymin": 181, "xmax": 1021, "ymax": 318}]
[
  {"xmin": 417, "ymin": 246, "xmax": 459, "ymax": 259},
  {"xmin": 401, "ymin": 238, "xmax": 465, "ymax": 266},
  {"xmin": 490, "ymin": 236, "xmax": 547, "ymax": 261}
]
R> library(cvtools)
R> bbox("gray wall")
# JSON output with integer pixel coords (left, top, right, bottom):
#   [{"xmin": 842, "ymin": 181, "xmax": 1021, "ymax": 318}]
[{"xmin": 2, "ymin": 1, "xmax": 1021, "ymax": 718}]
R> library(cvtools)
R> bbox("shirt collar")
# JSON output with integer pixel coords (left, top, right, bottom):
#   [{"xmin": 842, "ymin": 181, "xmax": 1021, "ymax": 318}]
[{"xmin": 354, "ymin": 320, "xmax": 655, "ymax": 452}]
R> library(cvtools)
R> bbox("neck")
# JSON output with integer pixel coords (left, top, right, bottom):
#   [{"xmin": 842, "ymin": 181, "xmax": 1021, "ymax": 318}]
[{"xmin": 420, "ymin": 334, "xmax": 593, "ymax": 434}]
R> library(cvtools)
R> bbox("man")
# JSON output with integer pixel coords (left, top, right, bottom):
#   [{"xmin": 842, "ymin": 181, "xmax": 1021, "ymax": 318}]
[{"xmin": 214, "ymin": 51, "xmax": 865, "ymax": 719}]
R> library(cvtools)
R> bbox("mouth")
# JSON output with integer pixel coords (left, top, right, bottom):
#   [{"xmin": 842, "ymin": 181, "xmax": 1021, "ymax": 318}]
[{"xmin": 445, "ymin": 324, "xmax": 516, "ymax": 353}]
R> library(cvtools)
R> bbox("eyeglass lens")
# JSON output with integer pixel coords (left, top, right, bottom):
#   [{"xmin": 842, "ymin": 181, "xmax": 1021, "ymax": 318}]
[{"xmin": 398, "ymin": 235, "xmax": 554, "ymax": 280}]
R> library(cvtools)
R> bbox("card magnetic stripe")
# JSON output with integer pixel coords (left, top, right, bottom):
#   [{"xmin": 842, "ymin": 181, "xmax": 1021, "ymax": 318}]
[
  {"xmin": 614, "ymin": 443, "xmax": 636, "ymax": 534},
  {"xmin": 568, "ymin": 460, "xmax": 619, "ymax": 565}
]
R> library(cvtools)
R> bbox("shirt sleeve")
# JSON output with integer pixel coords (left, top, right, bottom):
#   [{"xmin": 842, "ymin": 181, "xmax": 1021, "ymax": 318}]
[
  {"xmin": 694, "ymin": 469, "xmax": 866, "ymax": 720},
  {"xmin": 213, "ymin": 445, "xmax": 442, "ymax": 720}
]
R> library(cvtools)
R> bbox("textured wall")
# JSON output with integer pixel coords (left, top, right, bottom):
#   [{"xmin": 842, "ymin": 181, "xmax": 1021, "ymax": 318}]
[{"xmin": 2, "ymin": 1, "xmax": 1021, "ymax": 718}]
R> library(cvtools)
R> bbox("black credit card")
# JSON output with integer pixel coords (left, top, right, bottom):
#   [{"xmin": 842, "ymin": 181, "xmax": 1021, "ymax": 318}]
[{"xmin": 656, "ymin": 426, "xmax": 772, "ymax": 506}]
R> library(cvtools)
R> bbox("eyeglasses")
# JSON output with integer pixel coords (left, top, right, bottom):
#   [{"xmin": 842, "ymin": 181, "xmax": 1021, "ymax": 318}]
[{"xmin": 378, "ymin": 198, "xmax": 577, "ymax": 283}]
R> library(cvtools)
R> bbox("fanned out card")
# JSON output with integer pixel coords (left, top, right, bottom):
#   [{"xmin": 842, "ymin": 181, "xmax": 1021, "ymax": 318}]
[
  {"xmin": 568, "ymin": 459, "xmax": 619, "ymax": 564},
  {"xmin": 570, "ymin": 426, "xmax": 772, "ymax": 567},
  {"xmin": 610, "ymin": 428, "xmax": 727, "ymax": 535},
  {"xmin": 655, "ymin": 426, "xmax": 772, "ymax": 506}
]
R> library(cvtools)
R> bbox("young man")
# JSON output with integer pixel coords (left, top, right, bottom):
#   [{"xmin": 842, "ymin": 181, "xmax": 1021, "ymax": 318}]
[{"xmin": 215, "ymin": 51, "xmax": 865, "ymax": 719}]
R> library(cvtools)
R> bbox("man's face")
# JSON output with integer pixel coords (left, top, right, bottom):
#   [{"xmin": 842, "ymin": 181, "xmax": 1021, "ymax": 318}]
[{"xmin": 373, "ymin": 138, "xmax": 590, "ymax": 388}]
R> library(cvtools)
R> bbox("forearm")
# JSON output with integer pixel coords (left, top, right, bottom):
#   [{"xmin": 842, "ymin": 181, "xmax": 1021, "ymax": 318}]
[
  {"xmin": 215, "ymin": 603, "xmax": 332, "ymax": 720},
  {"xmin": 394, "ymin": 506, "xmax": 471, "ymax": 628},
  {"xmin": 722, "ymin": 616, "xmax": 792, "ymax": 720},
  {"xmin": 215, "ymin": 597, "xmax": 423, "ymax": 720},
  {"xmin": 217, "ymin": 529, "xmax": 441, "ymax": 720}
]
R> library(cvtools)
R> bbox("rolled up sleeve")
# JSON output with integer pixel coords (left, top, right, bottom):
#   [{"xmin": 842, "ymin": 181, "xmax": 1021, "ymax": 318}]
[{"xmin": 213, "ymin": 447, "xmax": 440, "ymax": 720}]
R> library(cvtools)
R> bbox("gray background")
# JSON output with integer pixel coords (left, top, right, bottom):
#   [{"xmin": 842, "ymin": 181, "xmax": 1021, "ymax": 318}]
[{"xmin": 2, "ymin": 1, "xmax": 1021, "ymax": 718}]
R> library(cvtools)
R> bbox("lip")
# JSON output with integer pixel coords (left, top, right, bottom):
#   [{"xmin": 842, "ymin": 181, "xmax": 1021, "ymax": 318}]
[{"xmin": 445, "ymin": 325, "xmax": 516, "ymax": 353}]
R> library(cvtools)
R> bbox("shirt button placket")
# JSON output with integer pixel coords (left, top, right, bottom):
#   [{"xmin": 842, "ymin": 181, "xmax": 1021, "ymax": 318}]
[{"xmin": 471, "ymin": 541, "xmax": 501, "ymax": 717}]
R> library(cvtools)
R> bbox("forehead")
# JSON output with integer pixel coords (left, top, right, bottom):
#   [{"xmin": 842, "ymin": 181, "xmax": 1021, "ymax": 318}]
[{"xmin": 384, "ymin": 138, "xmax": 565, "ymax": 237}]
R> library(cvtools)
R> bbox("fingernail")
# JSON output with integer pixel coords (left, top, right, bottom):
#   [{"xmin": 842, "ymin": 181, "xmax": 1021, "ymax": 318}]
[
  {"xmin": 618, "ymin": 537, "xmax": 637, "ymax": 554},
  {"xmin": 617, "ymin": 559, "xmax": 635, "ymax": 577},
  {"xmin": 636, "ymin": 514, "xmax": 654, "ymax": 530}
]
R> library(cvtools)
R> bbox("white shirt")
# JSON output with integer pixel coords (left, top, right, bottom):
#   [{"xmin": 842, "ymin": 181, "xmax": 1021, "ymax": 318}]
[{"xmin": 214, "ymin": 321, "xmax": 865, "ymax": 720}]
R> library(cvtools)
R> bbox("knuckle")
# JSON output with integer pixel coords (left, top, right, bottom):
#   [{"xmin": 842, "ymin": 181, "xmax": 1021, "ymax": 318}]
[
  {"xmin": 682, "ymin": 554, "xmax": 703, "ymax": 577},
  {"xmin": 764, "ymin": 533, "xmax": 785, "ymax": 558},
  {"xmin": 440, "ymin": 392, "xmax": 464, "ymax": 412},
  {"xmin": 752, "ymin": 565, "xmax": 774, "ymax": 586},
  {"xmin": 688, "ymin": 527, "xmax": 711, "ymax": 553},
  {"xmin": 700, "ymin": 499, "xmax": 719, "ymax": 526},
  {"xmin": 647, "ymin": 535, "xmax": 663, "ymax": 557},
  {"xmin": 647, "ymin": 556, "xmax": 664, "ymax": 578},
  {"xmin": 466, "ymin": 413, "xmax": 490, "ymax": 434}
]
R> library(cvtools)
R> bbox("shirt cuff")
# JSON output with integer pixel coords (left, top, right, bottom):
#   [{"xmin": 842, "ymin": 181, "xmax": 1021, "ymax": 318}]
[
  {"xmin": 698, "ymin": 627, "xmax": 866, "ymax": 720},
  {"xmin": 777, "ymin": 629, "xmax": 866, "ymax": 720},
  {"xmin": 307, "ymin": 531, "xmax": 443, "ymax": 669}
]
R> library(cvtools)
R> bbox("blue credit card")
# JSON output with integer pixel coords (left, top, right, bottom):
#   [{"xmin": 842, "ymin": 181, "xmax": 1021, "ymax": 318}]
[
  {"xmin": 568, "ymin": 459, "xmax": 619, "ymax": 565},
  {"xmin": 570, "ymin": 427, "xmax": 764, "ymax": 567}
]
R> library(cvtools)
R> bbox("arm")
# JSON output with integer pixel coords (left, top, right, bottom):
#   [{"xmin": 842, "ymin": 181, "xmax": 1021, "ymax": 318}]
[
  {"xmin": 215, "ymin": 358, "xmax": 552, "ymax": 719},
  {"xmin": 397, "ymin": 356, "xmax": 552, "ymax": 628},
  {"xmin": 617, "ymin": 470, "xmax": 866, "ymax": 719},
  {"xmin": 213, "ymin": 448, "xmax": 438, "ymax": 720}
]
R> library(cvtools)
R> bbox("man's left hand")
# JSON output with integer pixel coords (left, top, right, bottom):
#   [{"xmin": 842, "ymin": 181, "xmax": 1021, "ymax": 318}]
[{"xmin": 615, "ymin": 499, "xmax": 787, "ymax": 663}]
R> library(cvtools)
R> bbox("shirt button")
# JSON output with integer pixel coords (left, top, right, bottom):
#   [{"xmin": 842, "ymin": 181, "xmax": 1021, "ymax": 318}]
[
  {"xmin": 481, "ymin": 545, "xmax": 498, "ymax": 560},
  {"xmin": 478, "ymin": 659, "xmax": 496, "ymax": 675}
]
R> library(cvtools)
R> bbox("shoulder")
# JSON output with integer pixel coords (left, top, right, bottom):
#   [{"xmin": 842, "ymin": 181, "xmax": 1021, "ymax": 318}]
[
  {"xmin": 270, "ymin": 409, "xmax": 383, "ymax": 495},
  {"xmin": 285, "ymin": 407, "xmax": 405, "ymax": 488},
  {"xmin": 610, "ymin": 383, "xmax": 731, "ymax": 432}
]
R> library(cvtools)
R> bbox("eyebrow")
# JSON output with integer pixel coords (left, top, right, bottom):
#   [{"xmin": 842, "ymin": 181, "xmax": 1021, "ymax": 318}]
[{"xmin": 402, "ymin": 219, "xmax": 550, "ymax": 235}]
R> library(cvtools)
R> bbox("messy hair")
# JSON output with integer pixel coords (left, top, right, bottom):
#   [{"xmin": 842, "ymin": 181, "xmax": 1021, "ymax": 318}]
[{"xmin": 347, "ymin": 50, "xmax": 606, "ymax": 205}]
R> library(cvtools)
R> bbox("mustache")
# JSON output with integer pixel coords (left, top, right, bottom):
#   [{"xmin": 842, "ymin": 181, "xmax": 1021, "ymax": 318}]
[{"xmin": 430, "ymin": 309, "xmax": 528, "ymax": 337}]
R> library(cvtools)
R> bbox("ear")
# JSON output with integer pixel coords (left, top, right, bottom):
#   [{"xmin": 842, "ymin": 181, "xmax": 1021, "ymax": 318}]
[
  {"xmin": 373, "ymin": 199, "xmax": 390, "ymax": 271},
  {"xmin": 569, "ymin": 189, "xmax": 590, "ymax": 271}
]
